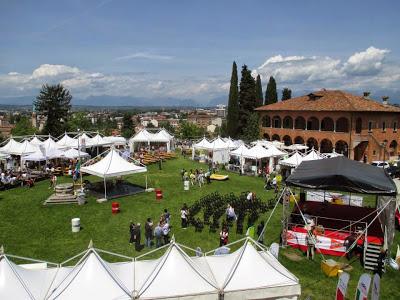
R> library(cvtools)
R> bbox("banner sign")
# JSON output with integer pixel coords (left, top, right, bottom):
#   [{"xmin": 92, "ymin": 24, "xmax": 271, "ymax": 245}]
[
  {"xmin": 371, "ymin": 273, "xmax": 380, "ymax": 300},
  {"xmin": 355, "ymin": 273, "xmax": 371, "ymax": 300},
  {"xmin": 336, "ymin": 272, "xmax": 350, "ymax": 300}
]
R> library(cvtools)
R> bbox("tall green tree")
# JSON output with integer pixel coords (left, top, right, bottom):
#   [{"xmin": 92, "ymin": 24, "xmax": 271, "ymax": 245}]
[
  {"xmin": 238, "ymin": 65, "xmax": 256, "ymax": 135},
  {"xmin": 121, "ymin": 113, "xmax": 134, "ymax": 138},
  {"xmin": 11, "ymin": 116, "xmax": 37, "ymax": 136},
  {"xmin": 159, "ymin": 120, "xmax": 175, "ymax": 134},
  {"xmin": 241, "ymin": 113, "xmax": 260, "ymax": 142},
  {"xmin": 178, "ymin": 121, "xmax": 205, "ymax": 139},
  {"xmin": 67, "ymin": 112, "xmax": 92, "ymax": 132},
  {"xmin": 255, "ymin": 74, "xmax": 264, "ymax": 107},
  {"xmin": 226, "ymin": 61, "xmax": 239, "ymax": 138},
  {"xmin": 265, "ymin": 76, "xmax": 278, "ymax": 105},
  {"xmin": 281, "ymin": 88, "xmax": 292, "ymax": 101},
  {"xmin": 34, "ymin": 84, "xmax": 72, "ymax": 136}
]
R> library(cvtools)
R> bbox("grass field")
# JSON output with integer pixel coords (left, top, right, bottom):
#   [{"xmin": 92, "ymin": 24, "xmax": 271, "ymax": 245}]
[{"xmin": 0, "ymin": 155, "xmax": 399, "ymax": 299}]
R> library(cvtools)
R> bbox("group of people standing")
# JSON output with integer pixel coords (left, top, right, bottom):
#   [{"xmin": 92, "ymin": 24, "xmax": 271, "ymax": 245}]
[{"xmin": 181, "ymin": 168, "xmax": 211, "ymax": 187}]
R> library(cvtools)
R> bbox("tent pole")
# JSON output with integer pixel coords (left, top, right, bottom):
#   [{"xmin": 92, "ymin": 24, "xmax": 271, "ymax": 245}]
[
  {"xmin": 104, "ymin": 177, "xmax": 107, "ymax": 200},
  {"xmin": 145, "ymin": 175, "xmax": 148, "ymax": 190}
]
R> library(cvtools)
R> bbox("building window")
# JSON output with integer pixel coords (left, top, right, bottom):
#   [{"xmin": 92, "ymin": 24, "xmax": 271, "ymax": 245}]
[
  {"xmin": 394, "ymin": 121, "xmax": 397, "ymax": 132},
  {"xmin": 382, "ymin": 121, "xmax": 386, "ymax": 132},
  {"xmin": 368, "ymin": 121, "xmax": 372, "ymax": 132},
  {"xmin": 373, "ymin": 150, "xmax": 376, "ymax": 155}
]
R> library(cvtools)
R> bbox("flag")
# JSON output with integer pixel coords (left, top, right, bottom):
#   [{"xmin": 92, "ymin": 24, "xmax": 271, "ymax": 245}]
[
  {"xmin": 355, "ymin": 273, "xmax": 371, "ymax": 300},
  {"xmin": 335, "ymin": 272, "xmax": 350, "ymax": 300},
  {"xmin": 371, "ymin": 273, "xmax": 380, "ymax": 300}
]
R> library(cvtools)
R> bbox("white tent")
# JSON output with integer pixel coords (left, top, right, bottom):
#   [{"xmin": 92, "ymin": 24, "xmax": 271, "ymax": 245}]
[
  {"xmin": 15, "ymin": 140, "xmax": 38, "ymax": 156},
  {"xmin": 81, "ymin": 148, "xmax": 147, "ymax": 199},
  {"xmin": 229, "ymin": 144, "xmax": 250, "ymax": 173},
  {"xmin": 223, "ymin": 138, "xmax": 240, "ymax": 150},
  {"xmin": 243, "ymin": 144, "xmax": 271, "ymax": 160},
  {"xmin": 0, "ymin": 138, "xmax": 22, "ymax": 155},
  {"xmin": 56, "ymin": 134, "xmax": 78, "ymax": 149},
  {"xmin": 130, "ymin": 129, "xmax": 155, "ymax": 152},
  {"xmin": 29, "ymin": 136, "xmax": 44, "ymax": 146},
  {"xmin": 47, "ymin": 249, "xmax": 131, "ymax": 300},
  {"xmin": 280, "ymin": 152, "xmax": 304, "ymax": 168},
  {"xmin": 136, "ymin": 243, "xmax": 218, "ymax": 299},
  {"xmin": 150, "ymin": 130, "xmax": 174, "ymax": 152},
  {"xmin": 22, "ymin": 150, "xmax": 47, "ymax": 162},
  {"xmin": 284, "ymin": 144, "xmax": 309, "ymax": 151},
  {"xmin": 302, "ymin": 148, "xmax": 323, "ymax": 161},
  {"xmin": 87, "ymin": 134, "xmax": 111, "ymax": 147},
  {"xmin": 62, "ymin": 148, "xmax": 90, "ymax": 160},
  {"xmin": 103, "ymin": 136, "xmax": 127, "ymax": 146},
  {"xmin": 193, "ymin": 137, "xmax": 213, "ymax": 150}
]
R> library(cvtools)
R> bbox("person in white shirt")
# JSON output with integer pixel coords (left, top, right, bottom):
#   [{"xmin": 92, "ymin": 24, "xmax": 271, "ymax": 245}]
[
  {"xmin": 162, "ymin": 222, "xmax": 170, "ymax": 244},
  {"xmin": 180, "ymin": 204, "xmax": 189, "ymax": 229}
]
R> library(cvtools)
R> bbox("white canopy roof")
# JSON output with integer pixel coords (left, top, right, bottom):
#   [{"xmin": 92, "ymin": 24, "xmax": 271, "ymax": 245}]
[
  {"xmin": 210, "ymin": 137, "xmax": 229, "ymax": 150},
  {"xmin": 158, "ymin": 128, "xmax": 174, "ymax": 140},
  {"xmin": 193, "ymin": 137, "xmax": 213, "ymax": 150},
  {"xmin": 103, "ymin": 136, "xmax": 127, "ymax": 146},
  {"xmin": 284, "ymin": 144, "xmax": 309, "ymax": 151},
  {"xmin": 63, "ymin": 148, "xmax": 90, "ymax": 159},
  {"xmin": 87, "ymin": 134, "xmax": 111, "ymax": 147},
  {"xmin": 81, "ymin": 148, "xmax": 147, "ymax": 178},
  {"xmin": 151, "ymin": 130, "xmax": 171, "ymax": 143},
  {"xmin": 130, "ymin": 129, "xmax": 154, "ymax": 143},
  {"xmin": 56, "ymin": 134, "xmax": 78, "ymax": 149},
  {"xmin": 242, "ymin": 144, "xmax": 271, "ymax": 159},
  {"xmin": 302, "ymin": 149, "xmax": 323, "ymax": 161},
  {"xmin": 137, "ymin": 243, "xmax": 218, "ymax": 299},
  {"xmin": 29, "ymin": 136, "xmax": 44, "ymax": 146},
  {"xmin": 280, "ymin": 152, "xmax": 304, "ymax": 167},
  {"xmin": 22, "ymin": 150, "xmax": 47, "ymax": 162},
  {"xmin": 229, "ymin": 144, "xmax": 249, "ymax": 157},
  {"xmin": 15, "ymin": 140, "xmax": 38, "ymax": 156},
  {"xmin": 223, "ymin": 138, "xmax": 240, "ymax": 150},
  {"xmin": 264, "ymin": 145, "xmax": 286, "ymax": 157},
  {"xmin": 252, "ymin": 140, "xmax": 285, "ymax": 149},
  {"xmin": 0, "ymin": 138, "xmax": 22, "ymax": 155},
  {"xmin": 47, "ymin": 250, "xmax": 131, "ymax": 300}
]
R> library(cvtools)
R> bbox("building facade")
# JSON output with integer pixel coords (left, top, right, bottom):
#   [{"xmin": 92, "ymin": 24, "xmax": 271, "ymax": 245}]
[{"xmin": 255, "ymin": 90, "xmax": 400, "ymax": 162}]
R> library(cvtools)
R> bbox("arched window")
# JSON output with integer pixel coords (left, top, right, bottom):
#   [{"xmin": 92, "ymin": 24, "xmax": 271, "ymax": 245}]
[
  {"xmin": 320, "ymin": 139, "xmax": 333, "ymax": 153},
  {"xmin": 321, "ymin": 117, "xmax": 334, "ymax": 131},
  {"xmin": 271, "ymin": 134, "xmax": 280, "ymax": 141},
  {"xmin": 335, "ymin": 140, "xmax": 349, "ymax": 157},
  {"xmin": 282, "ymin": 135, "xmax": 292, "ymax": 146},
  {"xmin": 294, "ymin": 136, "xmax": 304, "ymax": 144},
  {"xmin": 263, "ymin": 133, "xmax": 270, "ymax": 140},
  {"xmin": 307, "ymin": 117, "xmax": 319, "ymax": 131},
  {"xmin": 282, "ymin": 116, "xmax": 293, "ymax": 129},
  {"xmin": 272, "ymin": 116, "xmax": 281, "ymax": 128},
  {"xmin": 389, "ymin": 140, "xmax": 397, "ymax": 157},
  {"xmin": 262, "ymin": 115, "xmax": 271, "ymax": 128},
  {"xmin": 294, "ymin": 116, "xmax": 306, "ymax": 130},
  {"xmin": 307, "ymin": 137, "xmax": 319, "ymax": 150},
  {"xmin": 336, "ymin": 118, "xmax": 349, "ymax": 133}
]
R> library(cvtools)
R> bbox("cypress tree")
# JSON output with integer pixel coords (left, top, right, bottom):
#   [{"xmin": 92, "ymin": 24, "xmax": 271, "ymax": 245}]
[
  {"xmin": 265, "ymin": 76, "xmax": 278, "ymax": 105},
  {"xmin": 226, "ymin": 61, "xmax": 239, "ymax": 137},
  {"xmin": 242, "ymin": 113, "xmax": 260, "ymax": 142},
  {"xmin": 282, "ymin": 88, "xmax": 292, "ymax": 101},
  {"xmin": 238, "ymin": 65, "xmax": 256, "ymax": 135},
  {"xmin": 255, "ymin": 74, "xmax": 264, "ymax": 107}
]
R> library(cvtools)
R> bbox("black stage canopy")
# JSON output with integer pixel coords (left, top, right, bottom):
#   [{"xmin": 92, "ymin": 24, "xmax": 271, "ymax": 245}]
[{"xmin": 286, "ymin": 156, "xmax": 397, "ymax": 195}]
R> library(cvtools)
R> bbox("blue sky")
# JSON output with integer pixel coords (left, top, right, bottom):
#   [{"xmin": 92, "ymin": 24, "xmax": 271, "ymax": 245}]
[{"xmin": 1, "ymin": 0, "xmax": 400, "ymax": 104}]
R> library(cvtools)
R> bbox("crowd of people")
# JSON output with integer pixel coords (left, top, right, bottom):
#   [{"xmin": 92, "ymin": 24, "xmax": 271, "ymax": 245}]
[{"xmin": 180, "ymin": 168, "xmax": 212, "ymax": 187}]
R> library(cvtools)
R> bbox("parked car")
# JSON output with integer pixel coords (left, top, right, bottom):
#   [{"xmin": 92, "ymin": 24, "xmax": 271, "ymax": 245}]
[
  {"xmin": 370, "ymin": 161, "xmax": 390, "ymax": 169},
  {"xmin": 386, "ymin": 165, "xmax": 400, "ymax": 178}
]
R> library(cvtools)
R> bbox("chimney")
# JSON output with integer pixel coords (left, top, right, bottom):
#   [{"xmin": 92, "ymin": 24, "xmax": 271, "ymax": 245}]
[
  {"xmin": 382, "ymin": 96, "xmax": 389, "ymax": 106},
  {"xmin": 363, "ymin": 92, "xmax": 370, "ymax": 98}
]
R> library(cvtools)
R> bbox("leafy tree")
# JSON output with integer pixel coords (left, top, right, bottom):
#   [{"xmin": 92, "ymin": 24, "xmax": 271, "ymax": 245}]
[
  {"xmin": 265, "ymin": 76, "xmax": 278, "ymax": 105},
  {"xmin": 159, "ymin": 120, "xmax": 175, "ymax": 134},
  {"xmin": 241, "ymin": 113, "xmax": 260, "ymax": 142},
  {"xmin": 178, "ymin": 121, "xmax": 205, "ymax": 139},
  {"xmin": 282, "ymin": 88, "xmax": 292, "ymax": 101},
  {"xmin": 96, "ymin": 118, "xmax": 117, "ymax": 136},
  {"xmin": 255, "ymin": 74, "xmax": 264, "ymax": 107},
  {"xmin": 226, "ymin": 61, "xmax": 239, "ymax": 138},
  {"xmin": 146, "ymin": 122, "xmax": 156, "ymax": 128},
  {"xmin": 67, "ymin": 112, "xmax": 92, "ymax": 132},
  {"xmin": 11, "ymin": 116, "xmax": 37, "ymax": 136},
  {"xmin": 238, "ymin": 65, "xmax": 256, "ymax": 135},
  {"xmin": 34, "ymin": 84, "xmax": 72, "ymax": 136},
  {"xmin": 219, "ymin": 120, "xmax": 228, "ymax": 137},
  {"xmin": 121, "ymin": 113, "xmax": 134, "ymax": 138}
]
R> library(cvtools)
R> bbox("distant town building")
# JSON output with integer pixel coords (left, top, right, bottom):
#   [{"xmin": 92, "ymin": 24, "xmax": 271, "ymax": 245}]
[
  {"xmin": 187, "ymin": 112, "xmax": 213, "ymax": 128},
  {"xmin": 215, "ymin": 104, "xmax": 226, "ymax": 118},
  {"xmin": 0, "ymin": 115, "xmax": 14, "ymax": 137},
  {"xmin": 256, "ymin": 90, "xmax": 400, "ymax": 162}
]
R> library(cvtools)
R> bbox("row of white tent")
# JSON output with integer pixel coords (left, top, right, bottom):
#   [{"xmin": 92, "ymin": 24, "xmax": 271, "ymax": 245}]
[
  {"xmin": 129, "ymin": 129, "xmax": 175, "ymax": 152},
  {"xmin": 279, "ymin": 148, "xmax": 343, "ymax": 168},
  {"xmin": 0, "ymin": 238, "xmax": 300, "ymax": 300}
]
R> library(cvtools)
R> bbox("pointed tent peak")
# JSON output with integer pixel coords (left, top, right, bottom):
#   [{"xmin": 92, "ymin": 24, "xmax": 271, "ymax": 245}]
[{"xmin": 88, "ymin": 240, "xmax": 94, "ymax": 249}]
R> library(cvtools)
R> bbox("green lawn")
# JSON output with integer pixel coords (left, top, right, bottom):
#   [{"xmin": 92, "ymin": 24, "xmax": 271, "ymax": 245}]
[{"xmin": 0, "ymin": 155, "xmax": 399, "ymax": 299}]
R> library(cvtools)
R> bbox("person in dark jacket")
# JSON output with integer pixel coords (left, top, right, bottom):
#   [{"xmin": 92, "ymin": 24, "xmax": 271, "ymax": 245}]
[
  {"xmin": 129, "ymin": 221, "xmax": 136, "ymax": 244},
  {"xmin": 145, "ymin": 218, "xmax": 154, "ymax": 248},
  {"xmin": 134, "ymin": 223, "xmax": 142, "ymax": 251},
  {"xmin": 375, "ymin": 248, "xmax": 387, "ymax": 277},
  {"xmin": 257, "ymin": 221, "xmax": 265, "ymax": 244}
]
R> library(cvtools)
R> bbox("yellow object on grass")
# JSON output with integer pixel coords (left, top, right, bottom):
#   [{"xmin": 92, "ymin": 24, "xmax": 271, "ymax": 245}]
[
  {"xmin": 321, "ymin": 259, "xmax": 340, "ymax": 277},
  {"xmin": 210, "ymin": 174, "xmax": 229, "ymax": 181}
]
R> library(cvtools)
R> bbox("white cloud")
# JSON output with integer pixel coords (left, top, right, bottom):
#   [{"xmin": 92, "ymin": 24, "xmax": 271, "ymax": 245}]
[
  {"xmin": 31, "ymin": 64, "xmax": 80, "ymax": 79},
  {"xmin": 342, "ymin": 46, "xmax": 389, "ymax": 76},
  {"xmin": 113, "ymin": 52, "xmax": 173, "ymax": 61},
  {"xmin": 8, "ymin": 72, "xmax": 19, "ymax": 76}
]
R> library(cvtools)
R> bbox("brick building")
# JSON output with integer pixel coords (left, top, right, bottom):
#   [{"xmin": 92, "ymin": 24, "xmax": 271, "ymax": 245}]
[
  {"xmin": 187, "ymin": 112, "xmax": 213, "ymax": 128},
  {"xmin": 255, "ymin": 90, "xmax": 400, "ymax": 162}
]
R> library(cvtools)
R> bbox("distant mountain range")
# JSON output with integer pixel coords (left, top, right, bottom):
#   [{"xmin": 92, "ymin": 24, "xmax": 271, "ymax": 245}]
[{"xmin": 0, "ymin": 95, "xmax": 228, "ymax": 108}]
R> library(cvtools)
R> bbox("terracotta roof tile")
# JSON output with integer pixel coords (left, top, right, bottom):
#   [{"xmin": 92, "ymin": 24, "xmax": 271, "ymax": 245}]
[{"xmin": 255, "ymin": 90, "xmax": 400, "ymax": 113}]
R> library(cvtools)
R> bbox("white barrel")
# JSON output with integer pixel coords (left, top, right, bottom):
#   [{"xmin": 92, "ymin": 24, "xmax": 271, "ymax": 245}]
[
  {"xmin": 71, "ymin": 218, "xmax": 80, "ymax": 233},
  {"xmin": 184, "ymin": 180, "xmax": 190, "ymax": 191}
]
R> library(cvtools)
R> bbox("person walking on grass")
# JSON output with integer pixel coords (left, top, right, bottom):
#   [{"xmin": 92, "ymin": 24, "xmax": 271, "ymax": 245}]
[
  {"xmin": 162, "ymin": 222, "xmax": 170, "ymax": 244},
  {"xmin": 145, "ymin": 218, "xmax": 154, "ymax": 248},
  {"xmin": 154, "ymin": 223, "xmax": 163, "ymax": 248},
  {"xmin": 181, "ymin": 204, "xmax": 189, "ymax": 229},
  {"xmin": 163, "ymin": 209, "xmax": 170, "ymax": 224},
  {"xmin": 129, "ymin": 221, "xmax": 136, "ymax": 245},
  {"xmin": 219, "ymin": 226, "xmax": 229, "ymax": 246},
  {"xmin": 135, "ymin": 223, "xmax": 142, "ymax": 251}
]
